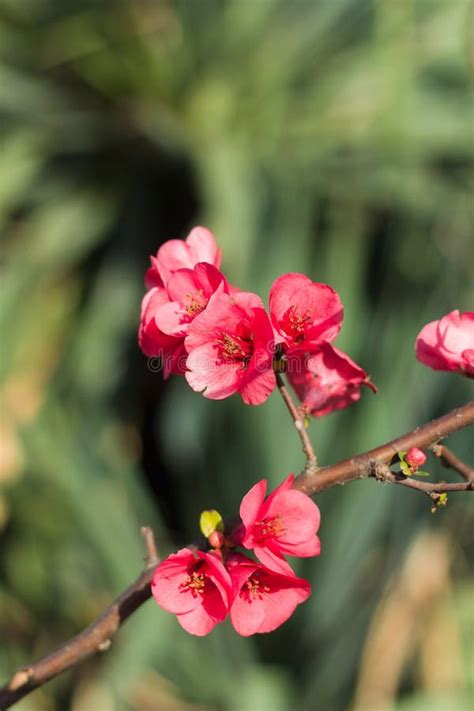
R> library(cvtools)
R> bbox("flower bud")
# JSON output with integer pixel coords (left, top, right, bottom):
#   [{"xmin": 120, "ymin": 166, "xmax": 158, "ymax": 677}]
[
  {"xmin": 208, "ymin": 531, "xmax": 225, "ymax": 549},
  {"xmin": 405, "ymin": 447, "xmax": 427, "ymax": 470}
]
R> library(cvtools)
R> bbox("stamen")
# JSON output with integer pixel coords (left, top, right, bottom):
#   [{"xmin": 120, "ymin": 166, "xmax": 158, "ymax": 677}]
[
  {"xmin": 283, "ymin": 306, "xmax": 311, "ymax": 341},
  {"xmin": 179, "ymin": 567, "xmax": 208, "ymax": 598},
  {"xmin": 240, "ymin": 573, "xmax": 271, "ymax": 602},
  {"xmin": 217, "ymin": 332, "xmax": 252, "ymax": 364},
  {"xmin": 255, "ymin": 513, "xmax": 286, "ymax": 540},
  {"xmin": 184, "ymin": 290, "xmax": 206, "ymax": 317}
]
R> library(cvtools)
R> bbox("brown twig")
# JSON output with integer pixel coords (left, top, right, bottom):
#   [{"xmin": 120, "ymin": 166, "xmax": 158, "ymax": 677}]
[
  {"xmin": 431, "ymin": 444, "xmax": 474, "ymax": 482},
  {"xmin": 371, "ymin": 463, "xmax": 473, "ymax": 494},
  {"xmin": 389, "ymin": 476, "xmax": 472, "ymax": 494},
  {"xmin": 276, "ymin": 372, "xmax": 318, "ymax": 473},
  {"xmin": 1, "ymin": 401, "xmax": 473, "ymax": 709},
  {"xmin": 0, "ymin": 528, "xmax": 160, "ymax": 710},
  {"xmin": 293, "ymin": 400, "xmax": 474, "ymax": 496}
]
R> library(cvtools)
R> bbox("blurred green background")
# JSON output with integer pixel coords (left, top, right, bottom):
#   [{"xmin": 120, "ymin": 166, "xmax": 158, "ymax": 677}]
[{"xmin": 1, "ymin": 1, "xmax": 473, "ymax": 709}]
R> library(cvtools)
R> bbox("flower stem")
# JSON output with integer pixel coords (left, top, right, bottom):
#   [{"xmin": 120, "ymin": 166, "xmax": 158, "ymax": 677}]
[{"xmin": 275, "ymin": 372, "xmax": 318, "ymax": 474}]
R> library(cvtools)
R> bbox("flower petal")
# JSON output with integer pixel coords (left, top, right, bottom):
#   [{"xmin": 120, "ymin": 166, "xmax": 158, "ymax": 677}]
[
  {"xmin": 185, "ymin": 344, "xmax": 242, "ymax": 399},
  {"xmin": 186, "ymin": 226, "xmax": 222, "ymax": 269},
  {"xmin": 176, "ymin": 600, "xmax": 220, "ymax": 636},
  {"xmin": 240, "ymin": 480, "xmax": 267, "ymax": 535},
  {"xmin": 269, "ymin": 273, "xmax": 313, "ymax": 325},
  {"xmin": 264, "ymin": 489, "xmax": 321, "ymax": 545},
  {"xmin": 230, "ymin": 591, "xmax": 266, "ymax": 637}
]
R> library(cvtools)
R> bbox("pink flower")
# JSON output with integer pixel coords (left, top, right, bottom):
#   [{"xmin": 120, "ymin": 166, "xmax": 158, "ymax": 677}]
[
  {"xmin": 405, "ymin": 447, "xmax": 427, "ymax": 470},
  {"xmin": 227, "ymin": 553, "xmax": 311, "ymax": 636},
  {"xmin": 145, "ymin": 226, "xmax": 222, "ymax": 289},
  {"xmin": 239, "ymin": 475, "xmax": 320, "ymax": 573},
  {"xmin": 269, "ymin": 273, "xmax": 343, "ymax": 354},
  {"xmin": 151, "ymin": 548, "xmax": 232, "ymax": 636},
  {"xmin": 139, "ymin": 263, "xmax": 228, "ymax": 377},
  {"xmin": 185, "ymin": 292, "xmax": 276, "ymax": 405},
  {"xmin": 138, "ymin": 286, "xmax": 187, "ymax": 377},
  {"xmin": 415, "ymin": 310, "xmax": 474, "ymax": 378},
  {"xmin": 287, "ymin": 344, "xmax": 376, "ymax": 417},
  {"xmin": 154, "ymin": 263, "xmax": 229, "ymax": 337}
]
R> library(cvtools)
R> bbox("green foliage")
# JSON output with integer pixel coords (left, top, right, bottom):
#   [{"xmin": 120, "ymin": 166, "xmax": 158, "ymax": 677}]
[{"xmin": 1, "ymin": 1, "xmax": 473, "ymax": 709}]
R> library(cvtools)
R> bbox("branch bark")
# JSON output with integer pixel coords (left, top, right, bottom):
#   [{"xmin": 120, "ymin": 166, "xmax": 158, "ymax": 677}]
[
  {"xmin": 431, "ymin": 444, "xmax": 474, "ymax": 482},
  {"xmin": 293, "ymin": 400, "xmax": 474, "ymax": 496},
  {"xmin": 276, "ymin": 372, "xmax": 318, "ymax": 473},
  {"xmin": 1, "ymin": 400, "xmax": 473, "ymax": 710},
  {"xmin": 0, "ymin": 528, "xmax": 160, "ymax": 710}
]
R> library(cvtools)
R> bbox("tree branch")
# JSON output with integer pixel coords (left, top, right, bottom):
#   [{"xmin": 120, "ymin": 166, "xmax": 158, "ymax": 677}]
[
  {"xmin": 276, "ymin": 372, "xmax": 318, "ymax": 473},
  {"xmin": 293, "ymin": 400, "xmax": 474, "ymax": 496},
  {"xmin": 0, "ymin": 528, "xmax": 160, "ymax": 710},
  {"xmin": 1, "ymin": 400, "xmax": 473, "ymax": 709},
  {"xmin": 385, "ymin": 474, "xmax": 472, "ymax": 494},
  {"xmin": 430, "ymin": 443, "xmax": 474, "ymax": 482}
]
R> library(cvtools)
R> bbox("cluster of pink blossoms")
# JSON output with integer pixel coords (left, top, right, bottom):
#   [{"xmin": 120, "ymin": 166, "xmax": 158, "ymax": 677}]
[
  {"xmin": 139, "ymin": 226, "xmax": 376, "ymax": 414},
  {"xmin": 151, "ymin": 475, "xmax": 320, "ymax": 636},
  {"xmin": 140, "ymin": 229, "xmax": 472, "ymax": 638}
]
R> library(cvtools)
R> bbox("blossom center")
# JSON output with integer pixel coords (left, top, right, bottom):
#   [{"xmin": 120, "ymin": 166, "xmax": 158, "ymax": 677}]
[
  {"xmin": 283, "ymin": 306, "xmax": 311, "ymax": 341},
  {"xmin": 217, "ymin": 332, "xmax": 253, "ymax": 364},
  {"xmin": 255, "ymin": 514, "xmax": 286, "ymax": 540},
  {"xmin": 180, "ymin": 568, "xmax": 208, "ymax": 598},
  {"xmin": 240, "ymin": 573, "xmax": 271, "ymax": 602},
  {"xmin": 184, "ymin": 290, "xmax": 207, "ymax": 317}
]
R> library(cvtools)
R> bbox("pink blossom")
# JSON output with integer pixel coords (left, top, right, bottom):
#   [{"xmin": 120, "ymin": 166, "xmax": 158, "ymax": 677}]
[
  {"xmin": 286, "ymin": 344, "xmax": 376, "ymax": 417},
  {"xmin": 405, "ymin": 447, "xmax": 427, "ymax": 470},
  {"xmin": 415, "ymin": 310, "xmax": 474, "ymax": 378},
  {"xmin": 154, "ymin": 263, "xmax": 229, "ymax": 337},
  {"xmin": 239, "ymin": 475, "xmax": 320, "ymax": 573},
  {"xmin": 139, "ymin": 263, "xmax": 228, "ymax": 377},
  {"xmin": 138, "ymin": 287, "xmax": 187, "ymax": 377},
  {"xmin": 151, "ymin": 548, "xmax": 232, "ymax": 636},
  {"xmin": 145, "ymin": 226, "xmax": 222, "ymax": 289},
  {"xmin": 269, "ymin": 273, "xmax": 343, "ymax": 354},
  {"xmin": 227, "ymin": 553, "xmax": 311, "ymax": 636},
  {"xmin": 185, "ymin": 292, "xmax": 276, "ymax": 405}
]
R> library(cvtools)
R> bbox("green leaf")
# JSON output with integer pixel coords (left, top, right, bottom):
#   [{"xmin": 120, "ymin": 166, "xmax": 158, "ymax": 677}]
[
  {"xmin": 200, "ymin": 509, "xmax": 224, "ymax": 538},
  {"xmin": 400, "ymin": 460, "xmax": 412, "ymax": 476}
]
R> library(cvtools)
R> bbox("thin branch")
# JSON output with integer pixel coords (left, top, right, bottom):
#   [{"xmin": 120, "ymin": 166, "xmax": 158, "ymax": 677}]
[
  {"xmin": 1, "ymin": 401, "xmax": 473, "ymax": 709},
  {"xmin": 293, "ymin": 400, "xmax": 474, "ymax": 496},
  {"xmin": 372, "ymin": 463, "xmax": 473, "ymax": 493},
  {"xmin": 390, "ymin": 476, "xmax": 472, "ymax": 494},
  {"xmin": 276, "ymin": 372, "xmax": 318, "ymax": 473},
  {"xmin": 431, "ymin": 443, "xmax": 474, "ymax": 482},
  {"xmin": 0, "ymin": 529, "xmax": 160, "ymax": 710}
]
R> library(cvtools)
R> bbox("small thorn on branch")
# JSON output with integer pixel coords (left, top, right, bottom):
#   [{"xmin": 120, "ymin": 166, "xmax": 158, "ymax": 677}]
[
  {"xmin": 141, "ymin": 526, "xmax": 160, "ymax": 569},
  {"xmin": 8, "ymin": 670, "xmax": 32, "ymax": 692}
]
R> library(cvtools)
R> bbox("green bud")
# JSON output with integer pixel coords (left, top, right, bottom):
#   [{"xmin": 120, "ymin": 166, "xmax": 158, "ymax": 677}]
[{"xmin": 431, "ymin": 493, "xmax": 448, "ymax": 513}]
